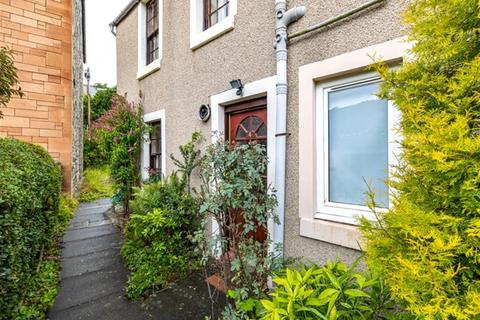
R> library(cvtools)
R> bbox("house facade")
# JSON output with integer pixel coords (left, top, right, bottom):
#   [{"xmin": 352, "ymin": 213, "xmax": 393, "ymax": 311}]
[
  {"xmin": 0, "ymin": 0, "xmax": 85, "ymax": 193},
  {"xmin": 112, "ymin": 0, "xmax": 408, "ymax": 264}
]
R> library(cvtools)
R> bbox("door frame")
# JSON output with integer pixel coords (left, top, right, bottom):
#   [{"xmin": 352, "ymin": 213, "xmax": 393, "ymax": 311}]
[{"xmin": 210, "ymin": 76, "xmax": 281, "ymax": 250}]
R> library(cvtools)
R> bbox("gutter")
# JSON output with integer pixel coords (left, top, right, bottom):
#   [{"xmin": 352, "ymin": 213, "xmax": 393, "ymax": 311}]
[{"xmin": 109, "ymin": 0, "xmax": 140, "ymax": 35}]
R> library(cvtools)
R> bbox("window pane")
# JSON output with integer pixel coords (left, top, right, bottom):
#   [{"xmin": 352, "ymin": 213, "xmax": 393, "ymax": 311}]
[
  {"xmin": 218, "ymin": 0, "xmax": 228, "ymax": 21},
  {"xmin": 204, "ymin": 0, "xmax": 229, "ymax": 30},
  {"xmin": 328, "ymin": 81, "xmax": 388, "ymax": 208}
]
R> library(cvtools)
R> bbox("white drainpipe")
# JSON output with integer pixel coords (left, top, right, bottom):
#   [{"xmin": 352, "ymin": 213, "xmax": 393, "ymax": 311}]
[{"xmin": 274, "ymin": 1, "xmax": 305, "ymax": 253}]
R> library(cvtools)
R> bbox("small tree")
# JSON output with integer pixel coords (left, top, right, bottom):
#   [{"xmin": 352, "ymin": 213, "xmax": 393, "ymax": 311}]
[
  {"xmin": 0, "ymin": 47, "xmax": 23, "ymax": 117},
  {"xmin": 361, "ymin": 0, "xmax": 480, "ymax": 319},
  {"xmin": 91, "ymin": 95, "xmax": 149, "ymax": 213},
  {"xmin": 83, "ymin": 83, "xmax": 117, "ymax": 124},
  {"xmin": 170, "ymin": 131, "xmax": 203, "ymax": 194},
  {"xmin": 197, "ymin": 140, "xmax": 281, "ymax": 319}
]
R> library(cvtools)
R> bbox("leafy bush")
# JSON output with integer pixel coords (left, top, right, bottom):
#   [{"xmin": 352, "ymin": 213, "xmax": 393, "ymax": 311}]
[
  {"xmin": 83, "ymin": 133, "xmax": 111, "ymax": 168},
  {"xmin": 0, "ymin": 46, "xmax": 23, "ymax": 116},
  {"xmin": 79, "ymin": 166, "xmax": 114, "ymax": 202},
  {"xmin": 0, "ymin": 138, "xmax": 62, "ymax": 319},
  {"xmin": 360, "ymin": 0, "xmax": 480, "ymax": 318},
  {"xmin": 90, "ymin": 95, "xmax": 149, "ymax": 213},
  {"xmin": 121, "ymin": 175, "xmax": 200, "ymax": 299},
  {"xmin": 197, "ymin": 140, "xmax": 281, "ymax": 318},
  {"xmin": 15, "ymin": 196, "xmax": 77, "ymax": 320},
  {"xmin": 259, "ymin": 260, "xmax": 397, "ymax": 320},
  {"xmin": 83, "ymin": 84, "xmax": 117, "ymax": 168},
  {"xmin": 83, "ymin": 83, "xmax": 117, "ymax": 124}
]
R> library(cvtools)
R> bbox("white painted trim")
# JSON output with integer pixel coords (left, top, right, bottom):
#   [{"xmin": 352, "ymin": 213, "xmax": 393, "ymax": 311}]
[
  {"xmin": 142, "ymin": 109, "xmax": 166, "ymax": 180},
  {"xmin": 137, "ymin": 59, "xmax": 161, "ymax": 80},
  {"xmin": 137, "ymin": 0, "xmax": 163, "ymax": 79},
  {"xmin": 298, "ymin": 37, "xmax": 411, "ymax": 249},
  {"xmin": 190, "ymin": 0, "xmax": 237, "ymax": 50},
  {"xmin": 210, "ymin": 76, "xmax": 281, "ymax": 248},
  {"xmin": 314, "ymin": 73, "xmax": 400, "ymax": 225}
]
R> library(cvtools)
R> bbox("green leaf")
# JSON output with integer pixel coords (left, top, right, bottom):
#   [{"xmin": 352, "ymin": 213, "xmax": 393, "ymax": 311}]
[
  {"xmin": 344, "ymin": 289, "xmax": 370, "ymax": 298},
  {"xmin": 261, "ymin": 300, "xmax": 276, "ymax": 311}
]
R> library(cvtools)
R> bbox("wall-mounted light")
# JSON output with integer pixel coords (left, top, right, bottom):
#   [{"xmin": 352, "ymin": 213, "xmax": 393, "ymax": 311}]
[{"xmin": 230, "ymin": 79, "xmax": 244, "ymax": 96}]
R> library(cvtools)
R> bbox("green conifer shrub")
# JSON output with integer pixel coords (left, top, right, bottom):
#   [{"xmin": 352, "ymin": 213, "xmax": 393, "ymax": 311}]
[{"xmin": 360, "ymin": 0, "xmax": 480, "ymax": 318}]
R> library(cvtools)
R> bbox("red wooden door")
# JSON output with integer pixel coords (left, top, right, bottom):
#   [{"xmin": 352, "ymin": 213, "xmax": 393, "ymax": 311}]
[{"xmin": 226, "ymin": 98, "xmax": 268, "ymax": 243}]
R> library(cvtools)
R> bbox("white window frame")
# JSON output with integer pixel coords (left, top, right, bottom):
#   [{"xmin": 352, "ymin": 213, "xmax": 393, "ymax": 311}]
[
  {"xmin": 315, "ymin": 73, "xmax": 400, "ymax": 226},
  {"xmin": 190, "ymin": 0, "xmax": 237, "ymax": 50},
  {"xmin": 298, "ymin": 37, "xmax": 411, "ymax": 249},
  {"xmin": 137, "ymin": 0, "xmax": 163, "ymax": 80},
  {"xmin": 142, "ymin": 110, "xmax": 166, "ymax": 180}
]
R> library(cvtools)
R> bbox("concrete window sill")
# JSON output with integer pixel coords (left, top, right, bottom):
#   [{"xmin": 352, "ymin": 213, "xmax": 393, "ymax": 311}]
[
  {"xmin": 190, "ymin": 16, "xmax": 234, "ymax": 50},
  {"xmin": 300, "ymin": 217, "xmax": 362, "ymax": 250},
  {"xmin": 137, "ymin": 59, "xmax": 161, "ymax": 80}
]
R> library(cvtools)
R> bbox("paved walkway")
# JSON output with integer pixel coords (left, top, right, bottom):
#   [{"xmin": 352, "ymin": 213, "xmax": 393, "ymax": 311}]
[
  {"xmin": 49, "ymin": 198, "xmax": 225, "ymax": 320},
  {"xmin": 49, "ymin": 199, "xmax": 147, "ymax": 320}
]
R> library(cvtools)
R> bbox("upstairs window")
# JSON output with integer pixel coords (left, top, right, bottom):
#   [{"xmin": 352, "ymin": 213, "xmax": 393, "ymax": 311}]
[
  {"xmin": 146, "ymin": 0, "xmax": 159, "ymax": 65},
  {"xmin": 190, "ymin": 0, "xmax": 237, "ymax": 49},
  {"xmin": 203, "ymin": 0, "xmax": 229, "ymax": 30},
  {"xmin": 137, "ymin": 0, "xmax": 162, "ymax": 79}
]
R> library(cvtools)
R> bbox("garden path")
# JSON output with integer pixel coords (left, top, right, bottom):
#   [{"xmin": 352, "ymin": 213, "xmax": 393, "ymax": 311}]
[{"xmin": 48, "ymin": 198, "xmax": 147, "ymax": 320}]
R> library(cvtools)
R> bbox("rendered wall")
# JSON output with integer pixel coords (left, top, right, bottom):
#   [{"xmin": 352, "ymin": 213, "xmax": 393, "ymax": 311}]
[{"xmin": 115, "ymin": 0, "xmax": 408, "ymax": 264}]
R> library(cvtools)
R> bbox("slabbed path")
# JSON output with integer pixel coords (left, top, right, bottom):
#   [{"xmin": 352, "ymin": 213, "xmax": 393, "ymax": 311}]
[{"xmin": 48, "ymin": 198, "xmax": 147, "ymax": 320}]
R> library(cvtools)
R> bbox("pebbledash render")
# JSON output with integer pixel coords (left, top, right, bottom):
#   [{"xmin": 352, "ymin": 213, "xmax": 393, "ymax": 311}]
[
  {"xmin": 111, "ymin": 0, "xmax": 409, "ymax": 264},
  {"xmin": 0, "ymin": 0, "xmax": 85, "ymax": 193}
]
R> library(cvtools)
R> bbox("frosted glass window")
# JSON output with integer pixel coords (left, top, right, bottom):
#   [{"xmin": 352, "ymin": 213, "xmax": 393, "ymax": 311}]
[{"xmin": 327, "ymin": 81, "xmax": 388, "ymax": 208}]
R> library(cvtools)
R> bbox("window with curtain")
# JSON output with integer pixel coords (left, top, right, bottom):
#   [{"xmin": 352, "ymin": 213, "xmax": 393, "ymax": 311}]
[
  {"xmin": 146, "ymin": 0, "xmax": 159, "ymax": 65},
  {"xmin": 203, "ymin": 0, "xmax": 229, "ymax": 30},
  {"xmin": 149, "ymin": 121, "xmax": 162, "ymax": 177}
]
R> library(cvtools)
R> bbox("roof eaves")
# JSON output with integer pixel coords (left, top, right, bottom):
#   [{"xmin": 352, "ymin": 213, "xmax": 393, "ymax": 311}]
[{"xmin": 110, "ymin": 0, "xmax": 140, "ymax": 28}]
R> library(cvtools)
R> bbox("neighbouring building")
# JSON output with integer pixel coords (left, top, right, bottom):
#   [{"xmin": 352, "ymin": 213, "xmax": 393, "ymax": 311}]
[
  {"xmin": 0, "ymin": 0, "xmax": 85, "ymax": 193},
  {"xmin": 111, "ymin": 0, "xmax": 408, "ymax": 264}
]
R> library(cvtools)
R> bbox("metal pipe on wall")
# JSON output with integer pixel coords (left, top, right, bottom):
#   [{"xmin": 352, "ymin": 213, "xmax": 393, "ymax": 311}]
[
  {"xmin": 273, "ymin": 0, "xmax": 305, "ymax": 252},
  {"xmin": 289, "ymin": 0, "xmax": 386, "ymax": 40}
]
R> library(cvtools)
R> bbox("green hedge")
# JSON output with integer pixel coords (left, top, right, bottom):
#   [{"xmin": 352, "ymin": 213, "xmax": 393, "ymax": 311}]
[{"xmin": 0, "ymin": 138, "xmax": 62, "ymax": 319}]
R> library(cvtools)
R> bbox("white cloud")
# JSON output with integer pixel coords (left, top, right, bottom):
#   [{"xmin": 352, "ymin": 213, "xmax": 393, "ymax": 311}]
[{"xmin": 84, "ymin": 0, "xmax": 132, "ymax": 87}]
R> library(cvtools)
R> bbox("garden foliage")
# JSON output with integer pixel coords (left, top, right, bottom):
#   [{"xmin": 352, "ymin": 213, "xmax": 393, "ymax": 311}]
[
  {"xmin": 83, "ymin": 83, "xmax": 117, "ymax": 124},
  {"xmin": 79, "ymin": 166, "xmax": 114, "ymax": 202},
  {"xmin": 0, "ymin": 46, "xmax": 23, "ymax": 116},
  {"xmin": 360, "ymin": 0, "xmax": 480, "ymax": 318},
  {"xmin": 90, "ymin": 95, "xmax": 149, "ymax": 212},
  {"xmin": 15, "ymin": 196, "xmax": 77, "ymax": 320},
  {"xmin": 197, "ymin": 140, "xmax": 281, "ymax": 318},
  {"xmin": 0, "ymin": 138, "xmax": 65, "ymax": 319},
  {"xmin": 121, "ymin": 135, "xmax": 202, "ymax": 299},
  {"xmin": 83, "ymin": 84, "xmax": 117, "ymax": 168},
  {"xmin": 259, "ymin": 260, "xmax": 396, "ymax": 320}
]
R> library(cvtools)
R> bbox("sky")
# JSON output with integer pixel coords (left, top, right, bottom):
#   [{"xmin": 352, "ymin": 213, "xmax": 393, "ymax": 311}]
[{"xmin": 84, "ymin": 0, "xmax": 132, "ymax": 87}]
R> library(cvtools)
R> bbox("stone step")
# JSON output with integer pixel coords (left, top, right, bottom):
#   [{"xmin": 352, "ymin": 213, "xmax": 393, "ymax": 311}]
[
  {"xmin": 63, "ymin": 224, "xmax": 117, "ymax": 243},
  {"xmin": 51, "ymin": 266, "xmax": 128, "ymax": 311},
  {"xmin": 61, "ymin": 248, "xmax": 123, "ymax": 279},
  {"xmin": 62, "ymin": 233, "xmax": 122, "ymax": 258}
]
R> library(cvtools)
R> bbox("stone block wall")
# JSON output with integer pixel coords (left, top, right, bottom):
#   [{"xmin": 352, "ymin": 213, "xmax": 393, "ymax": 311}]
[{"xmin": 0, "ymin": 0, "xmax": 83, "ymax": 193}]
